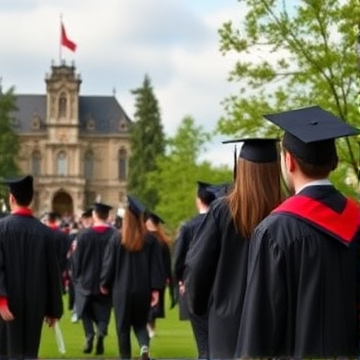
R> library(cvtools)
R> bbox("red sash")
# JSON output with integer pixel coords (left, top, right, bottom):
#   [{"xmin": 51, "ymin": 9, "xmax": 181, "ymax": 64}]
[
  {"xmin": 273, "ymin": 195, "xmax": 360, "ymax": 244},
  {"xmin": 92, "ymin": 225, "xmax": 110, "ymax": 233},
  {"xmin": 11, "ymin": 208, "xmax": 33, "ymax": 216}
]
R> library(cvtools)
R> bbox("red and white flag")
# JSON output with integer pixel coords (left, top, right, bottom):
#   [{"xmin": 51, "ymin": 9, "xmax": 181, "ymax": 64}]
[{"xmin": 60, "ymin": 22, "xmax": 76, "ymax": 52}]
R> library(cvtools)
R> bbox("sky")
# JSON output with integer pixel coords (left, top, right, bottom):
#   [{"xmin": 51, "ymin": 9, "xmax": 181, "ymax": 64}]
[{"xmin": 0, "ymin": 0, "xmax": 245, "ymax": 168}]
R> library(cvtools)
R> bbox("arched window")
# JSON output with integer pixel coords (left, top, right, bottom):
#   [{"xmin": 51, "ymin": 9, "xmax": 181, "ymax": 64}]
[
  {"xmin": 57, "ymin": 151, "xmax": 68, "ymax": 176},
  {"xmin": 118, "ymin": 148, "xmax": 127, "ymax": 180},
  {"xmin": 58, "ymin": 93, "xmax": 67, "ymax": 118},
  {"xmin": 31, "ymin": 151, "xmax": 41, "ymax": 176},
  {"xmin": 84, "ymin": 151, "xmax": 94, "ymax": 180}
]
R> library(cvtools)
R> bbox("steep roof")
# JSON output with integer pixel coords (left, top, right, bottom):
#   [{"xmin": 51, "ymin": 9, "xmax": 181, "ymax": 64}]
[{"xmin": 11, "ymin": 94, "xmax": 132, "ymax": 135}]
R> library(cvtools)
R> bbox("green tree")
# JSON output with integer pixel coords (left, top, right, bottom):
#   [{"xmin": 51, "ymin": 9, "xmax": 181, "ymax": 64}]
[
  {"xmin": 147, "ymin": 116, "xmax": 232, "ymax": 234},
  {"xmin": 0, "ymin": 86, "xmax": 20, "ymax": 205},
  {"xmin": 127, "ymin": 75, "xmax": 165, "ymax": 209},
  {"xmin": 218, "ymin": 0, "xmax": 360, "ymax": 195}
]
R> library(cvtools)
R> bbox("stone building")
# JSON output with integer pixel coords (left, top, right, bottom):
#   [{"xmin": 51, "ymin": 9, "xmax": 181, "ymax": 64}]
[{"xmin": 11, "ymin": 62, "xmax": 131, "ymax": 218}]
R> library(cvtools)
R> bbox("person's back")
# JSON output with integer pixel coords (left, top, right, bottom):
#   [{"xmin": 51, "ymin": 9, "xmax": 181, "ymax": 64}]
[
  {"xmin": 144, "ymin": 211, "xmax": 175, "ymax": 338},
  {"xmin": 185, "ymin": 139, "xmax": 282, "ymax": 359},
  {"xmin": 174, "ymin": 212, "xmax": 206, "ymax": 284},
  {"xmin": 0, "ymin": 213, "xmax": 62, "ymax": 309},
  {"xmin": 0, "ymin": 175, "xmax": 63, "ymax": 359},
  {"xmin": 72, "ymin": 202, "xmax": 115, "ymax": 355},
  {"xmin": 237, "ymin": 106, "xmax": 360, "ymax": 358},
  {"xmin": 240, "ymin": 185, "xmax": 359, "ymax": 357},
  {"xmin": 74, "ymin": 225, "xmax": 118, "ymax": 293},
  {"xmin": 100, "ymin": 195, "xmax": 163, "ymax": 360}
]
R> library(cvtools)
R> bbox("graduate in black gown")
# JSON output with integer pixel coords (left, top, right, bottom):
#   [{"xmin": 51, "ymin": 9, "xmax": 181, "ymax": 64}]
[
  {"xmin": 237, "ymin": 106, "xmax": 360, "ymax": 358},
  {"xmin": 67, "ymin": 207, "xmax": 94, "ymax": 324},
  {"xmin": 144, "ymin": 211, "xmax": 175, "ymax": 338},
  {"xmin": 100, "ymin": 195, "xmax": 164, "ymax": 360},
  {"xmin": 184, "ymin": 139, "xmax": 282, "ymax": 359},
  {"xmin": 0, "ymin": 175, "xmax": 63, "ymax": 359},
  {"xmin": 44, "ymin": 212, "xmax": 72, "ymax": 287},
  {"xmin": 72, "ymin": 202, "xmax": 117, "ymax": 355},
  {"xmin": 173, "ymin": 181, "xmax": 217, "ymax": 359}
]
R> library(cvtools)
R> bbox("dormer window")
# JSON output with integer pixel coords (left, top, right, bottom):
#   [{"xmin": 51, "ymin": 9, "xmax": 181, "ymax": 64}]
[
  {"xmin": 31, "ymin": 114, "xmax": 41, "ymax": 130},
  {"xmin": 86, "ymin": 117, "xmax": 95, "ymax": 131},
  {"xmin": 118, "ymin": 119, "xmax": 128, "ymax": 131}
]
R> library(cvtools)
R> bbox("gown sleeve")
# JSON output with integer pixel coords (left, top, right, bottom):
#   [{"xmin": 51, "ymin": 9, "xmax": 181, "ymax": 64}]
[
  {"xmin": 184, "ymin": 209, "xmax": 221, "ymax": 316},
  {"xmin": 236, "ymin": 224, "xmax": 286, "ymax": 357},
  {"xmin": 71, "ymin": 229, "xmax": 85, "ymax": 283},
  {"xmin": 173, "ymin": 224, "xmax": 190, "ymax": 283},
  {"xmin": 100, "ymin": 233, "xmax": 119, "ymax": 290},
  {"xmin": 149, "ymin": 234, "xmax": 165, "ymax": 291}
]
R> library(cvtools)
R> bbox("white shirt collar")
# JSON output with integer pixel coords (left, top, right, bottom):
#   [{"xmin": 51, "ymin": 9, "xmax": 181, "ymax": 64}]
[{"xmin": 296, "ymin": 179, "xmax": 332, "ymax": 194}]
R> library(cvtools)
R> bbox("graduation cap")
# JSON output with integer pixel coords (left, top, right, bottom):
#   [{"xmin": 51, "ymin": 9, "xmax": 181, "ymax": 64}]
[
  {"xmin": 207, "ymin": 182, "xmax": 232, "ymax": 199},
  {"xmin": 92, "ymin": 202, "xmax": 113, "ymax": 215},
  {"xmin": 81, "ymin": 207, "xmax": 93, "ymax": 218},
  {"xmin": 144, "ymin": 210, "xmax": 165, "ymax": 224},
  {"xmin": 223, "ymin": 138, "xmax": 279, "ymax": 163},
  {"xmin": 197, "ymin": 181, "xmax": 216, "ymax": 205},
  {"xmin": 222, "ymin": 138, "xmax": 279, "ymax": 179},
  {"xmin": 3, "ymin": 175, "xmax": 33, "ymax": 205},
  {"xmin": 197, "ymin": 181, "xmax": 211, "ymax": 193},
  {"xmin": 263, "ymin": 105, "xmax": 360, "ymax": 165},
  {"xmin": 127, "ymin": 195, "xmax": 146, "ymax": 217}
]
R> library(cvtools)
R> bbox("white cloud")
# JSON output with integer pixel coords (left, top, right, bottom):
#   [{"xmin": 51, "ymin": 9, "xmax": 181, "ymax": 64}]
[{"xmin": 0, "ymin": 0, "xmax": 241, "ymax": 166}]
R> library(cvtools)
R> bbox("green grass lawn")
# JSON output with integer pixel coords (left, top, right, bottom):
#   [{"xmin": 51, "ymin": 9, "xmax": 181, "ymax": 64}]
[{"xmin": 39, "ymin": 290, "xmax": 197, "ymax": 359}]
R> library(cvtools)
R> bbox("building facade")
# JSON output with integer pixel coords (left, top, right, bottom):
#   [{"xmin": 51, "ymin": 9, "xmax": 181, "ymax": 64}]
[{"xmin": 11, "ymin": 62, "xmax": 131, "ymax": 218}]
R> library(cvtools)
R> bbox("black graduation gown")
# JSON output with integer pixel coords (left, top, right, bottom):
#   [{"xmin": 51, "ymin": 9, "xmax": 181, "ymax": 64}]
[
  {"xmin": 148, "ymin": 237, "xmax": 174, "ymax": 320},
  {"xmin": 50, "ymin": 227, "xmax": 72, "ymax": 273},
  {"xmin": 184, "ymin": 198, "xmax": 249, "ymax": 359},
  {"xmin": 0, "ymin": 213, "xmax": 63, "ymax": 359},
  {"xmin": 100, "ymin": 232, "xmax": 164, "ymax": 332},
  {"xmin": 72, "ymin": 226, "xmax": 117, "ymax": 320},
  {"xmin": 173, "ymin": 213, "xmax": 206, "ymax": 320},
  {"xmin": 236, "ymin": 185, "xmax": 360, "ymax": 358}
]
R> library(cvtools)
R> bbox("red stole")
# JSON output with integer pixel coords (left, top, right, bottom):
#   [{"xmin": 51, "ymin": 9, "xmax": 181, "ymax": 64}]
[{"xmin": 273, "ymin": 195, "xmax": 360, "ymax": 244}]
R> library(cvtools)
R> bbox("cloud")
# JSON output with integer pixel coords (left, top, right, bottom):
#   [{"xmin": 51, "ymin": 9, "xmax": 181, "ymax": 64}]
[{"xmin": 0, "ymin": 0, "xmax": 241, "ymax": 166}]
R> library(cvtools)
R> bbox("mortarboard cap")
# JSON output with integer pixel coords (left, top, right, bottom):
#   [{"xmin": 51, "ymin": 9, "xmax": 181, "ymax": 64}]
[
  {"xmin": 3, "ymin": 175, "xmax": 33, "ymax": 205},
  {"xmin": 263, "ymin": 105, "xmax": 360, "ymax": 165},
  {"xmin": 127, "ymin": 195, "xmax": 146, "ymax": 217},
  {"xmin": 222, "ymin": 138, "xmax": 279, "ymax": 163},
  {"xmin": 81, "ymin": 207, "xmax": 93, "ymax": 218},
  {"xmin": 222, "ymin": 138, "xmax": 279, "ymax": 179},
  {"xmin": 263, "ymin": 105, "xmax": 360, "ymax": 143},
  {"xmin": 197, "ymin": 181, "xmax": 212, "ymax": 193},
  {"xmin": 92, "ymin": 202, "xmax": 113, "ymax": 214},
  {"xmin": 144, "ymin": 210, "xmax": 165, "ymax": 224},
  {"xmin": 197, "ymin": 181, "xmax": 216, "ymax": 205},
  {"xmin": 206, "ymin": 182, "xmax": 232, "ymax": 199}
]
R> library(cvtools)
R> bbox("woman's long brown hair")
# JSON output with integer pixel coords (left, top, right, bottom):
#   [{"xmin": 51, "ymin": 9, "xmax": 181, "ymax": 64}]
[
  {"xmin": 121, "ymin": 208, "xmax": 145, "ymax": 252},
  {"xmin": 227, "ymin": 158, "xmax": 282, "ymax": 239}
]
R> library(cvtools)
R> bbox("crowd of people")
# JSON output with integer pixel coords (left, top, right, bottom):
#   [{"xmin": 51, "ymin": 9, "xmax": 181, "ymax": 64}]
[{"xmin": 0, "ymin": 105, "xmax": 360, "ymax": 360}]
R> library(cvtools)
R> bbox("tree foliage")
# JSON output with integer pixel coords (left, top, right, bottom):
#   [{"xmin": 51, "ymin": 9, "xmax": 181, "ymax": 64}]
[
  {"xmin": 146, "ymin": 116, "xmax": 232, "ymax": 235},
  {"xmin": 218, "ymin": 0, "xmax": 360, "ymax": 195},
  {"xmin": 0, "ymin": 86, "xmax": 20, "ymax": 203},
  {"xmin": 127, "ymin": 75, "xmax": 165, "ymax": 209}
]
